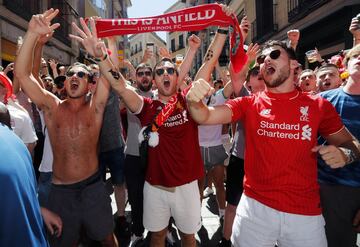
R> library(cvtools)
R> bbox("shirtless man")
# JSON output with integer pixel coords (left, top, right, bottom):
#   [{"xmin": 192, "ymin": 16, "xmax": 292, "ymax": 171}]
[{"xmin": 15, "ymin": 9, "xmax": 116, "ymax": 247}]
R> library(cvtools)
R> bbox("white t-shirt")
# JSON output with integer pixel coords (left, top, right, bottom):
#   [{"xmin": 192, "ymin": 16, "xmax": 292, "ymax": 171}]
[
  {"xmin": 198, "ymin": 89, "xmax": 227, "ymax": 147},
  {"xmin": 7, "ymin": 102, "xmax": 37, "ymax": 144},
  {"xmin": 38, "ymin": 111, "xmax": 53, "ymax": 173}
]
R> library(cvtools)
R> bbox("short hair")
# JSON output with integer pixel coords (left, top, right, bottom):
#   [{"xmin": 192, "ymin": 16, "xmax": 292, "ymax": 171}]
[
  {"xmin": 344, "ymin": 44, "xmax": 360, "ymax": 66},
  {"xmin": 152, "ymin": 58, "xmax": 179, "ymax": 78},
  {"xmin": 261, "ymin": 40, "xmax": 297, "ymax": 60},
  {"xmin": 214, "ymin": 79, "xmax": 224, "ymax": 86},
  {"xmin": 245, "ymin": 66, "xmax": 260, "ymax": 82},
  {"xmin": 315, "ymin": 63, "xmax": 339, "ymax": 75},
  {"xmin": 67, "ymin": 62, "xmax": 92, "ymax": 74},
  {"xmin": 136, "ymin": 63, "xmax": 152, "ymax": 73},
  {"xmin": 300, "ymin": 69, "xmax": 315, "ymax": 76}
]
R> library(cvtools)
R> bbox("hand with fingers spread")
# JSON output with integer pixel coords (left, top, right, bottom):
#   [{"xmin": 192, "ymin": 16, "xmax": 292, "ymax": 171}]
[
  {"xmin": 188, "ymin": 34, "xmax": 201, "ymax": 50},
  {"xmin": 246, "ymin": 43, "xmax": 260, "ymax": 64},
  {"xmin": 312, "ymin": 145, "xmax": 347, "ymax": 168},
  {"xmin": 186, "ymin": 79, "xmax": 215, "ymax": 104},
  {"xmin": 49, "ymin": 59, "xmax": 58, "ymax": 70},
  {"xmin": 159, "ymin": 47, "xmax": 172, "ymax": 60},
  {"xmin": 69, "ymin": 17, "xmax": 106, "ymax": 59},
  {"xmin": 28, "ymin": 9, "xmax": 60, "ymax": 36}
]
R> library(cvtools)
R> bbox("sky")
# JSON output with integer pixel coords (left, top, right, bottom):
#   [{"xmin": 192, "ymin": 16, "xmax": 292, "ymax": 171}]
[{"xmin": 127, "ymin": 0, "xmax": 178, "ymax": 41}]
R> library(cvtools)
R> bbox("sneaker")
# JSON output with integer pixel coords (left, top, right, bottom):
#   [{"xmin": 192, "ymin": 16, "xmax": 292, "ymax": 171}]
[
  {"xmin": 129, "ymin": 234, "xmax": 144, "ymax": 247},
  {"xmin": 203, "ymin": 187, "xmax": 214, "ymax": 197},
  {"xmin": 217, "ymin": 237, "xmax": 231, "ymax": 247}
]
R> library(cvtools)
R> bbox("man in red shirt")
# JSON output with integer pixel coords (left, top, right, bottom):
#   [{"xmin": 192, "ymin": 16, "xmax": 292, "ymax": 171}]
[{"xmin": 186, "ymin": 40, "xmax": 360, "ymax": 247}]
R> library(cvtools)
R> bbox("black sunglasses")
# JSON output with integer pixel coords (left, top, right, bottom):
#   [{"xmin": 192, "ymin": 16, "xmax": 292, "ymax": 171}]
[
  {"xmin": 66, "ymin": 71, "xmax": 89, "ymax": 78},
  {"xmin": 155, "ymin": 67, "xmax": 175, "ymax": 76},
  {"xmin": 137, "ymin": 71, "xmax": 152, "ymax": 77},
  {"xmin": 257, "ymin": 49, "xmax": 281, "ymax": 64}
]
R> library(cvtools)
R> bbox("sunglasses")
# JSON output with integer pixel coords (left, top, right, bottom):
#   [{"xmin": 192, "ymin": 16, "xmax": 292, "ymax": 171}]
[
  {"xmin": 155, "ymin": 67, "xmax": 175, "ymax": 76},
  {"xmin": 137, "ymin": 71, "xmax": 152, "ymax": 77},
  {"xmin": 66, "ymin": 71, "xmax": 89, "ymax": 78},
  {"xmin": 257, "ymin": 49, "xmax": 281, "ymax": 64}
]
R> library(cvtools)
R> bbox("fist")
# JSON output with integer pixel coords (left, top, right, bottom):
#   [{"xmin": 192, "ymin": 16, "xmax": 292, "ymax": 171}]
[
  {"xmin": 186, "ymin": 79, "xmax": 214, "ymax": 103},
  {"xmin": 312, "ymin": 145, "xmax": 347, "ymax": 168}
]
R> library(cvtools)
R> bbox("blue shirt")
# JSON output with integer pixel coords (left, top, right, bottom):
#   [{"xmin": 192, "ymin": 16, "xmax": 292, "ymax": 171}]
[
  {"xmin": 318, "ymin": 88, "xmax": 360, "ymax": 187},
  {"xmin": 0, "ymin": 124, "xmax": 48, "ymax": 246}
]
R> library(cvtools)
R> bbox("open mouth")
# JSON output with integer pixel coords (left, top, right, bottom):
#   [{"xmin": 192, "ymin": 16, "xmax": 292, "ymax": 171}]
[
  {"xmin": 70, "ymin": 80, "xmax": 79, "ymax": 90},
  {"xmin": 265, "ymin": 66, "xmax": 276, "ymax": 75},
  {"xmin": 305, "ymin": 82, "xmax": 310, "ymax": 86},
  {"xmin": 164, "ymin": 79, "xmax": 170, "ymax": 88},
  {"xmin": 324, "ymin": 82, "xmax": 331, "ymax": 87}
]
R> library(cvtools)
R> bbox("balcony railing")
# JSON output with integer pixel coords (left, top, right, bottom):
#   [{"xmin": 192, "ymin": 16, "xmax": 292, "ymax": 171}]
[{"xmin": 288, "ymin": 0, "xmax": 331, "ymax": 22}]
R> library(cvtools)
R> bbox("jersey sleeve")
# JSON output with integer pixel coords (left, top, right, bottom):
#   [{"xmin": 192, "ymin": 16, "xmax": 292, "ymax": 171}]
[
  {"xmin": 20, "ymin": 113, "xmax": 38, "ymax": 144},
  {"xmin": 225, "ymin": 96, "xmax": 249, "ymax": 122},
  {"xmin": 318, "ymin": 97, "xmax": 344, "ymax": 137}
]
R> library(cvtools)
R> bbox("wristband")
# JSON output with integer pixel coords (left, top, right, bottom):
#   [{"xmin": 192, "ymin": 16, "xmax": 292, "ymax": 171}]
[
  {"xmin": 93, "ymin": 53, "xmax": 108, "ymax": 63},
  {"xmin": 341, "ymin": 148, "xmax": 357, "ymax": 165},
  {"xmin": 217, "ymin": 28, "xmax": 229, "ymax": 35}
]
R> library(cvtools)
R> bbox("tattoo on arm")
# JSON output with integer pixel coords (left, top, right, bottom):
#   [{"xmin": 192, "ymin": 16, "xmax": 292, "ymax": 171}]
[
  {"xmin": 108, "ymin": 69, "xmax": 120, "ymax": 80},
  {"xmin": 204, "ymin": 50, "xmax": 214, "ymax": 61}
]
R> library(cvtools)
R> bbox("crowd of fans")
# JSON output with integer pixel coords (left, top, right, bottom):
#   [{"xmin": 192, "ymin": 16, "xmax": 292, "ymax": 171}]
[{"xmin": 0, "ymin": 4, "xmax": 360, "ymax": 247}]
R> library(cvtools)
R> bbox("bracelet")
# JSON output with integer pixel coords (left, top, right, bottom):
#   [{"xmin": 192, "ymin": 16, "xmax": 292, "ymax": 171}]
[
  {"xmin": 217, "ymin": 28, "xmax": 229, "ymax": 35},
  {"xmin": 94, "ymin": 53, "xmax": 108, "ymax": 63}
]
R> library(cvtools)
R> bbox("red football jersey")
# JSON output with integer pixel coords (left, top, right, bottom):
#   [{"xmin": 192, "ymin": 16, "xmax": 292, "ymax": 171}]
[
  {"xmin": 137, "ymin": 89, "xmax": 204, "ymax": 187},
  {"xmin": 226, "ymin": 90, "xmax": 343, "ymax": 215}
]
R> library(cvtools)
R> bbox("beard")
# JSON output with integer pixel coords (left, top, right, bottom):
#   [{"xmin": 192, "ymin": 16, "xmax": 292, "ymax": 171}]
[
  {"xmin": 264, "ymin": 65, "xmax": 290, "ymax": 88},
  {"xmin": 138, "ymin": 79, "xmax": 152, "ymax": 92}
]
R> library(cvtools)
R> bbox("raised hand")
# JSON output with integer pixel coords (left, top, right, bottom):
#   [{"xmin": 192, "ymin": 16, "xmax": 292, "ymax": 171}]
[
  {"xmin": 246, "ymin": 43, "xmax": 260, "ymax": 64},
  {"xmin": 349, "ymin": 16, "xmax": 360, "ymax": 39},
  {"xmin": 141, "ymin": 48, "xmax": 153, "ymax": 63},
  {"xmin": 159, "ymin": 47, "xmax": 172, "ymax": 59},
  {"xmin": 188, "ymin": 34, "xmax": 201, "ymax": 50},
  {"xmin": 49, "ymin": 59, "xmax": 58, "ymax": 70},
  {"xmin": 220, "ymin": 4, "xmax": 234, "ymax": 17},
  {"xmin": 186, "ymin": 79, "xmax": 215, "ymax": 104},
  {"xmin": 3, "ymin": 63, "xmax": 14, "ymax": 75},
  {"xmin": 28, "ymin": 9, "xmax": 60, "ymax": 36},
  {"xmin": 69, "ymin": 17, "xmax": 106, "ymax": 59}
]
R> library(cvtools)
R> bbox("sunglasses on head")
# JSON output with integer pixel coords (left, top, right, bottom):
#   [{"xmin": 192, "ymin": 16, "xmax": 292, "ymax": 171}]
[
  {"xmin": 137, "ymin": 71, "xmax": 152, "ymax": 77},
  {"xmin": 155, "ymin": 67, "xmax": 175, "ymax": 76},
  {"xmin": 257, "ymin": 49, "xmax": 281, "ymax": 64},
  {"xmin": 66, "ymin": 71, "xmax": 88, "ymax": 78}
]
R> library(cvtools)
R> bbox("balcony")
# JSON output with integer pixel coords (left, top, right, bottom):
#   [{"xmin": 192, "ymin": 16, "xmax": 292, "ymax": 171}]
[{"xmin": 288, "ymin": 0, "xmax": 331, "ymax": 22}]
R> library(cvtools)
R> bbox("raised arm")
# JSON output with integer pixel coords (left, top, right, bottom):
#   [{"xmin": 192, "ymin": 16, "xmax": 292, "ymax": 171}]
[
  {"xmin": 70, "ymin": 17, "xmax": 110, "ymax": 109},
  {"xmin": 70, "ymin": 18, "xmax": 142, "ymax": 113},
  {"xmin": 186, "ymin": 79, "xmax": 232, "ymax": 125},
  {"xmin": 15, "ymin": 9, "xmax": 60, "ymax": 111},
  {"xmin": 177, "ymin": 34, "xmax": 201, "ymax": 89},
  {"xmin": 349, "ymin": 15, "xmax": 360, "ymax": 47}
]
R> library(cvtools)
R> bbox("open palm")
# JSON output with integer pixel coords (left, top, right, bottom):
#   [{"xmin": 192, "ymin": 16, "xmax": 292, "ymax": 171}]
[
  {"xmin": 70, "ymin": 17, "xmax": 106, "ymax": 58},
  {"xmin": 28, "ymin": 9, "xmax": 60, "ymax": 36}
]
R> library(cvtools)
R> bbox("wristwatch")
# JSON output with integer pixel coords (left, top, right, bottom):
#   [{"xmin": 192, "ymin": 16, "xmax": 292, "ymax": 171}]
[{"xmin": 342, "ymin": 148, "xmax": 356, "ymax": 165}]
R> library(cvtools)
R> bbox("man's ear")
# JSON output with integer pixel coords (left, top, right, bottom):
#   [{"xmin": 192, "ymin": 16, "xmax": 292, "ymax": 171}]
[{"xmin": 290, "ymin": 59, "xmax": 298, "ymax": 70}]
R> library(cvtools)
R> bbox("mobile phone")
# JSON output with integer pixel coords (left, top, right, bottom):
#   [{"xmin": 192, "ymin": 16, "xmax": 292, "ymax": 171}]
[{"xmin": 146, "ymin": 42, "xmax": 154, "ymax": 53}]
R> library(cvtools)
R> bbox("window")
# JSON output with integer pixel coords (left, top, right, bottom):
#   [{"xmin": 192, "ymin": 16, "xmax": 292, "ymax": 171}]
[
  {"xmin": 179, "ymin": 35, "xmax": 184, "ymax": 49},
  {"xmin": 171, "ymin": 39, "xmax": 176, "ymax": 52},
  {"xmin": 255, "ymin": 0, "xmax": 275, "ymax": 40}
]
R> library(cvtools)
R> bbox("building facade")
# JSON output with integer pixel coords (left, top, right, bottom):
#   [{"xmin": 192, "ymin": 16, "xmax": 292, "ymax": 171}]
[
  {"xmin": 0, "ymin": 0, "xmax": 131, "ymax": 69},
  {"xmin": 128, "ymin": 32, "xmax": 166, "ymax": 68}
]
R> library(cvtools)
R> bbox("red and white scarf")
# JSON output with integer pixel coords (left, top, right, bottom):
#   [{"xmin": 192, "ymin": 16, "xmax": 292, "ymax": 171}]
[{"xmin": 95, "ymin": 4, "xmax": 247, "ymax": 73}]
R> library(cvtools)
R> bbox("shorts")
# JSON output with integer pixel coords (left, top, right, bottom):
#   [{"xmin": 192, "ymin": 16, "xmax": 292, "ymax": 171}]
[
  {"xmin": 38, "ymin": 171, "xmax": 52, "ymax": 207},
  {"xmin": 200, "ymin": 144, "xmax": 228, "ymax": 171},
  {"xmin": 48, "ymin": 172, "xmax": 113, "ymax": 247},
  {"xmin": 226, "ymin": 155, "xmax": 244, "ymax": 206},
  {"xmin": 231, "ymin": 194, "xmax": 327, "ymax": 247},
  {"xmin": 99, "ymin": 147, "xmax": 125, "ymax": 185},
  {"xmin": 143, "ymin": 181, "xmax": 201, "ymax": 234}
]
